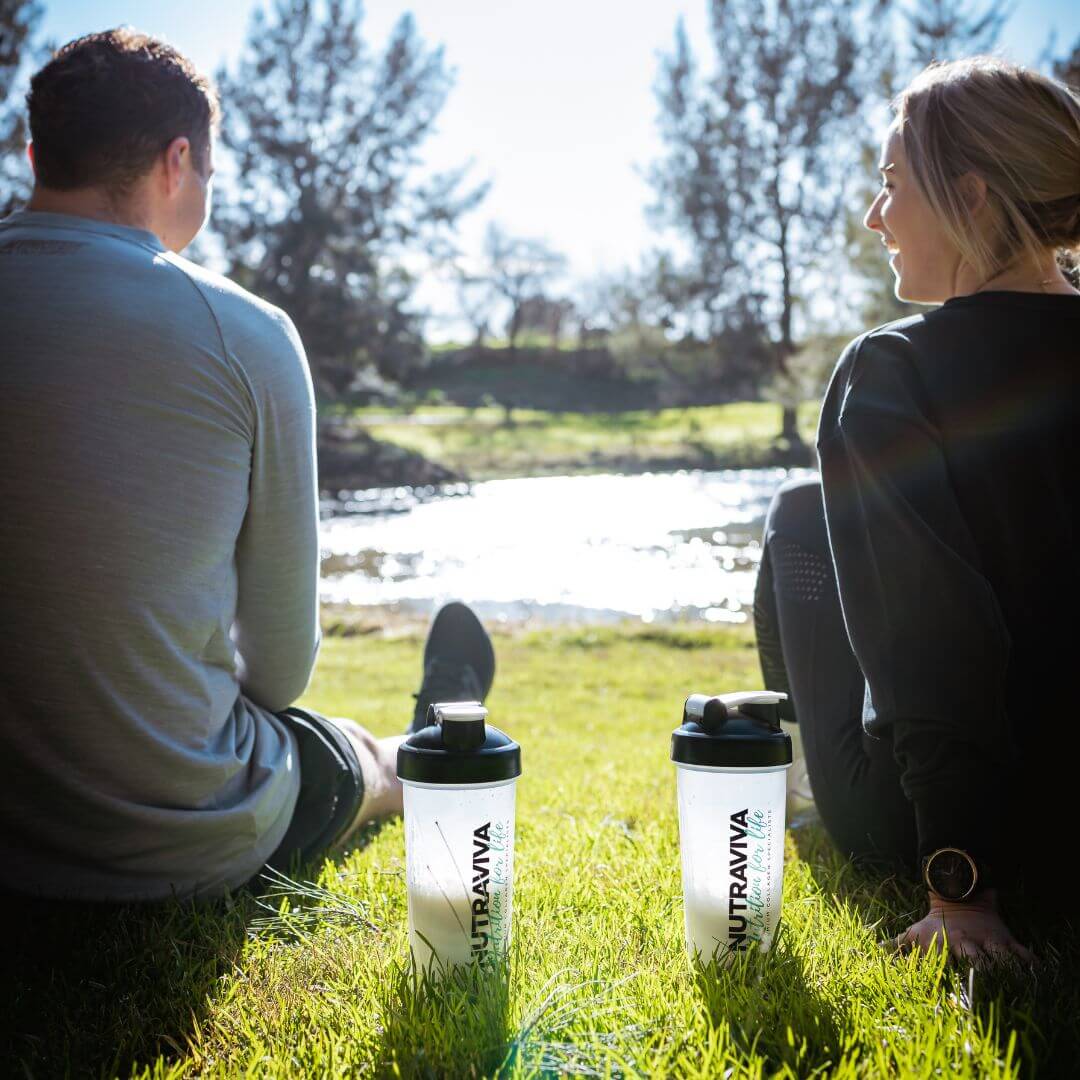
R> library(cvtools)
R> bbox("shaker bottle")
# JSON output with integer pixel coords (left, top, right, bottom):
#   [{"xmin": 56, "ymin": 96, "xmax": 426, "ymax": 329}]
[
  {"xmin": 670, "ymin": 691, "xmax": 792, "ymax": 964},
  {"xmin": 397, "ymin": 701, "xmax": 521, "ymax": 975}
]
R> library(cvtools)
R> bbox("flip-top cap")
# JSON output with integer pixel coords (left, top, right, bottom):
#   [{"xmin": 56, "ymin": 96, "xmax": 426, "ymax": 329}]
[
  {"xmin": 670, "ymin": 691, "xmax": 793, "ymax": 768},
  {"xmin": 397, "ymin": 701, "xmax": 521, "ymax": 784}
]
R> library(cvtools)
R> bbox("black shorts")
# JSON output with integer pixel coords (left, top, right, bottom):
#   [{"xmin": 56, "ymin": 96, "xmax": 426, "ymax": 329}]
[{"xmin": 261, "ymin": 707, "xmax": 365, "ymax": 874}]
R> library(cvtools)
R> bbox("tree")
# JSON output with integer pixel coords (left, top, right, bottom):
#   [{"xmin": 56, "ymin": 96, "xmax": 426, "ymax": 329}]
[
  {"xmin": 478, "ymin": 224, "xmax": 566, "ymax": 350},
  {"xmin": 213, "ymin": 0, "xmax": 484, "ymax": 395},
  {"xmin": 904, "ymin": 0, "xmax": 1011, "ymax": 68},
  {"xmin": 573, "ymin": 268, "xmax": 666, "ymax": 359},
  {"xmin": 841, "ymin": 26, "xmax": 917, "ymax": 332},
  {"xmin": 453, "ymin": 269, "xmax": 498, "ymax": 349},
  {"xmin": 1054, "ymin": 36, "xmax": 1080, "ymax": 89},
  {"xmin": 0, "ymin": 0, "xmax": 41, "ymax": 216},
  {"xmin": 650, "ymin": 0, "xmax": 890, "ymax": 446}
]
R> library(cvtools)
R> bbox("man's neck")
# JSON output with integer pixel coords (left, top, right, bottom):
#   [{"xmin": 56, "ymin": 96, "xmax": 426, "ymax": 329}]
[{"xmin": 27, "ymin": 185, "xmax": 155, "ymax": 236}]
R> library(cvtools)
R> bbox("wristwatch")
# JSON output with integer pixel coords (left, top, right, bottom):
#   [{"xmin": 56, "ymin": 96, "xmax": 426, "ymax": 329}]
[{"xmin": 921, "ymin": 847, "xmax": 988, "ymax": 901}]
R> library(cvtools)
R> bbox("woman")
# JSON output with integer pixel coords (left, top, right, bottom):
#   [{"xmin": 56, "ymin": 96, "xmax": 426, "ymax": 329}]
[{"xmin": 754, "ymin": 56, "xmax": 1080, "ymax": 962}]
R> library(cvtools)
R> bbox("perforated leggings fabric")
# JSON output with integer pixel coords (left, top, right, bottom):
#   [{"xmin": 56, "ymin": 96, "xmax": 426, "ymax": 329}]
[{"xmin": 754, "ymin": 475, "xmax": 917, "ymax": 871}]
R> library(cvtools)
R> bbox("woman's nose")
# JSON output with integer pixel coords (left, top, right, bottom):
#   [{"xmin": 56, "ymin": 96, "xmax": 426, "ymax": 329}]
[{"xmin": 864, "ymin": 190, "xmax": 885, "ymax": 234}]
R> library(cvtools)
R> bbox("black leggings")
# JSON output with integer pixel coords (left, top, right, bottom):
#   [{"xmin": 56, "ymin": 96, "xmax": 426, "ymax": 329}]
[{"xmin": 754, "ymin": 475, "xmax": 917, "ymax": 872}]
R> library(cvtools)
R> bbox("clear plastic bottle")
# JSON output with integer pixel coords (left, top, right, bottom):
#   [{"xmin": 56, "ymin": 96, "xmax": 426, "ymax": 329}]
[
  {"xmin": 397, "ymin": 702, "xmax": 521, "ymax": 976},
  {"xmin": 671, "ymin": 691, "xmax": 792, "ymax": 964}
]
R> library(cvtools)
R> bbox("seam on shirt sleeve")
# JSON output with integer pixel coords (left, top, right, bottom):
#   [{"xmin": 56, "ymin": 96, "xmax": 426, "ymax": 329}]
[
  {"xmin": 92, "ymin": 231, "xmax": 233, "ymax": 369},
  {"xmin": 837, "ymin": 329, "xmax": 944, "ymax": 445},
  {"xmin": 155, "ymin": 253, "xmax": 264, "ymax": 444}
]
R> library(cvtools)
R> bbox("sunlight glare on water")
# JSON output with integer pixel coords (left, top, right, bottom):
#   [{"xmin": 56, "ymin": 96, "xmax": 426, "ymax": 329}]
[{"xmin": 319, "ymin": 469, "xmax": 810, "ymax": 624}]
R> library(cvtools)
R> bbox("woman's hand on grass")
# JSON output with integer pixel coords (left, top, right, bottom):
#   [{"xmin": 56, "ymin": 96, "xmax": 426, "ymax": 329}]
[{"xmin": 896, "ymin": 889, "xmax": 1034, "ymax": 965}]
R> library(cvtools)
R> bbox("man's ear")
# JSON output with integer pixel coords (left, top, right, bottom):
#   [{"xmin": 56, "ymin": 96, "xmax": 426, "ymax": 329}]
[
  {"xmin": 160, "ymin": 135, "xmax": 192, "ymax": 197},
  {"xmin": 957, "ymin": 172, "xmax": 989, "ymax": 217},
  {"xmin": 26, "ymin": 141, "xmax": 35, "ymax": 177}
]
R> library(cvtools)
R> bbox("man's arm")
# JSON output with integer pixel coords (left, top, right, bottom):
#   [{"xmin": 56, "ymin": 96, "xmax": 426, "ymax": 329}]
[{"xmin": 232, "ymin": 309, "xmax": 320, "ymax": 713}]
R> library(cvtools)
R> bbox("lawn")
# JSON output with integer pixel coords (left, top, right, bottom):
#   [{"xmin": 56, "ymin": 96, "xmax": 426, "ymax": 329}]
[
  {"xmin": 348, "ymin": 402, "xmax": 822, "ymax": 480},
  {"xmin": 4, "ymin": 623, "xmax": 1076, "ymax": 1077}
]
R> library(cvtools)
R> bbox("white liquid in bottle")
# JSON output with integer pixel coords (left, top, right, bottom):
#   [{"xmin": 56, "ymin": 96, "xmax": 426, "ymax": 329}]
[{"xmin": 407, "ymin": 882, "xmax": 512, "ymax": 970}]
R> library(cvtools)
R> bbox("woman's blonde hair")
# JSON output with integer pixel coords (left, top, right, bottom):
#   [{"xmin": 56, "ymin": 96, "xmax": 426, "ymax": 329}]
[{"xmin": 895, "ymin": 56, "xmax": 1080, "ymax": 284}]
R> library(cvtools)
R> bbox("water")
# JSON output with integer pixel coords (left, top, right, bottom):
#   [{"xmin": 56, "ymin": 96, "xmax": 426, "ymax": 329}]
[{"xmin": 320, "ymin": 468, "xmax": 808, "ymax": 624}]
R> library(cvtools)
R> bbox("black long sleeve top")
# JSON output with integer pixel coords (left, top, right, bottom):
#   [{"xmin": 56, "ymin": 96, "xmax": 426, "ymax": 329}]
[{"xmin": 817, "ymin": 290, "xmax": 1079, "ymax": 874}]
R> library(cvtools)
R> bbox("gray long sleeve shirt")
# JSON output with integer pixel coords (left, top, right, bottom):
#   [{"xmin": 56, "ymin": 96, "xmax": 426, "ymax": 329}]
[{"xmin": 0, "ymin": 210, "xmax": 320, "ymax": 900}]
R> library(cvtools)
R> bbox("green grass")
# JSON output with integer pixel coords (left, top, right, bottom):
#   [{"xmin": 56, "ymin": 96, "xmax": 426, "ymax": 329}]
[
  {"xmin": 352, "ymin": 402, "xmax": 821, "ymax": 480},
  {"xmin": 4, "ymin": 623, "xmax": 1076, "ymax": 1077}
]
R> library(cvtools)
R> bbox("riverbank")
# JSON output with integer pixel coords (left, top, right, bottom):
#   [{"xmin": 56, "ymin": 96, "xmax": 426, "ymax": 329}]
[
  {"xmin": 319, "ymin": 401, "xmax": 820, "ymax": 490},
  {"xmin": 318, "ymin": 423, "xmax": 460, "ymax": 490},
  {"xmin": 6, "ymin": 622, "xmax": 1074, "ymax": 1076}
]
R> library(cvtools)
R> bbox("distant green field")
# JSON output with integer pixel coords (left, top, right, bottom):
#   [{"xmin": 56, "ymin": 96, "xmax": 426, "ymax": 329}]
[
  {"xmin": 353, "ymin": 401, "xmax": 821, "ymax": 479},
  {"xmin": 6, "ymin": 623, "xmax": 1073, "ymax": 1077}
]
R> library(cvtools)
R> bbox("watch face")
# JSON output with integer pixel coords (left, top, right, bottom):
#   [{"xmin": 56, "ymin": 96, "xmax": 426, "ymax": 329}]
[{"xmin": 926, "ymin": 848, "xmax": 977, "ymax": 901}]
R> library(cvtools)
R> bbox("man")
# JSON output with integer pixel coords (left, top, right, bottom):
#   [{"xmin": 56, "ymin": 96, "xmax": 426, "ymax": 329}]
[{"xmin": 0, "ymin": 29, "xmax": 494, "ymax": 901}]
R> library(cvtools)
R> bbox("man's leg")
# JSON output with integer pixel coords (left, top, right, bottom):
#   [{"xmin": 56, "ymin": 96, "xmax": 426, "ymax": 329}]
[
  {"xmin": 330, "ymin": 721, "xmax": 404, "ymax": 835},
  {"xmin": 329, "ymin": 600, "xmax": 496, "ymax": 840},
  {"xmin": 754, "ymin": 475, "xmax": 917, "ymax": 870}
]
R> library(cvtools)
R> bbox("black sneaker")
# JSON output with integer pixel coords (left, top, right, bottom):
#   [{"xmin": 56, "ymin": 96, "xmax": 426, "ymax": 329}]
[{"xmin": 410, "ymin": 602, "xmax": 496, "ymax": 732}]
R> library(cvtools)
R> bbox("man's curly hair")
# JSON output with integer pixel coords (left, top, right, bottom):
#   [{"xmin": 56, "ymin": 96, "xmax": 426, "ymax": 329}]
[{"xmin": 27, "ymin": 27, "xmax": 219, "ymax": 193}]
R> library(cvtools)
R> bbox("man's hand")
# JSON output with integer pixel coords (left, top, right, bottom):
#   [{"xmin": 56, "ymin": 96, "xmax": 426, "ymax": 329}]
[{"xmin": 895, "ymin": 888, "xmax": 1034, "ymax": 964}]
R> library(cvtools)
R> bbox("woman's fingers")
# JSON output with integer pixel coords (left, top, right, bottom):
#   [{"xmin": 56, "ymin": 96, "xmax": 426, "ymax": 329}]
[
  {"xmin": 894, "ymin": 924, "xmax": 943, "ymax": 955},
  {"xmin": 891, "ymin": 919, "xmax": 1035, "ymax": 967},
  {"xmin": 954, "ymin": 936, "xmax": 984, "ymax": 963},
  {"xmin": 983, "ymin": 934, "xmax": 1035, "ymax": 965}
]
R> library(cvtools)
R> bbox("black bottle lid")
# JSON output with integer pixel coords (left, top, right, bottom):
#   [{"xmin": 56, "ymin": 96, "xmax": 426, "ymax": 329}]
[
  {"xmin": 397, "ymin": 702, "xmax": 522, "ymax": 785},
  {"xmin": 670, "ymin": 692, "xmax": 793, "ymax": 769}
]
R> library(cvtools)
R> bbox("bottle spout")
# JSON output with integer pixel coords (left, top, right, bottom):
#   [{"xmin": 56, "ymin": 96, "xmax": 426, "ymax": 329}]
[
  {"xmin": 432, "ymin": 701, "xmax": 488, "ymax": 751},
  {"xmin": 683, "ymin": 691, "xmax": 790, "ymax": 734},
  {"xmin": 683, "ymin": 693, "xmax": 729, "ymax": 734}
]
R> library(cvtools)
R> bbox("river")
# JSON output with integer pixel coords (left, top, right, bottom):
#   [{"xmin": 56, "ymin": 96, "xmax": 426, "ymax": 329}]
[{"xmin": 319, "ymin": 468, "xmax": 810, "ymax": 625}]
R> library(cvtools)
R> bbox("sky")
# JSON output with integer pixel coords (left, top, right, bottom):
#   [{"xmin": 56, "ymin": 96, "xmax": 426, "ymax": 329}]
[{"xmin": 33, "ymin": 0, "xmax": 1080, "ymax": 336}]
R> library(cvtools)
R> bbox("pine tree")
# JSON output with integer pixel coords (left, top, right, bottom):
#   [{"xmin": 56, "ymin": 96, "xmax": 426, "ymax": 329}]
[
  {"xmin": 650, "ymin": 0, "xmax": 890, "ymax": 446},
  {"xmin": 214, "ymin": 0, "xmax": 484, "ymax": 394},
  {"xmin": 1054, "ymin": 36, "xmax": 1079, "ymax": 90},
  {"xmin": 905, "ymin": 0, "xmax": 1011, "ymax": 67},
  {"xmin": 0, "ymin": 0, "xmax": 42, "ymax": 216}
]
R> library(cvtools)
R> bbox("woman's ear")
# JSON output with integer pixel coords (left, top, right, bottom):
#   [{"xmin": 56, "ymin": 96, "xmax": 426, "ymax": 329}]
[{"xmin": 957, "ymin": 172, "xmax": 989, "ymax": 217}]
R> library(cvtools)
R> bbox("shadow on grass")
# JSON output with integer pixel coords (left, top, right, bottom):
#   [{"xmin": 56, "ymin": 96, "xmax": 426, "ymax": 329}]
[
  {"xmin": 0, "ymin": 824, "xmax": 391, "ymax": 1077},
  {"xmin": 791, "ymin": 815, "xmax": 924, "ymax": 937},
  {"xmin": 966, "ymin": 892, "xmax": 1080, "ymax": 1075},
  {"xmin": 0, "ymin": 888, "xmax": 250, "ymax": 1077},
  {"xmin": 791, "ymin": 815, "xmax": 1080, "ymax": 1076},
  {"xmin": 692, "ymin": 925, "xmax": 844, "ymax": 1074},
  {"xmin": 373, "ymin": 956, "xmax": 513, "ymax": 1078},
  {"xmin": 373, "ymin": 953, "xmax": 651, "ymax": 1077}
]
